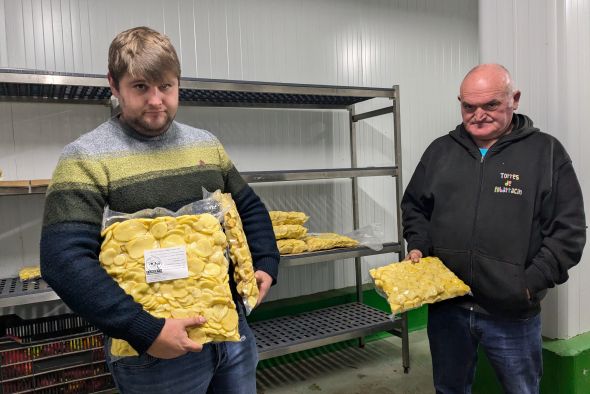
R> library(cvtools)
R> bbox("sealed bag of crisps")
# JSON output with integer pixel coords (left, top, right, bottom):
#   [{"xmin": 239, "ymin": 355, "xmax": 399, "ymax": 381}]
[
  {"xmin": 210, "ymin": 190, "xmax": 259, "ymax": 315},
  {"xmin": 99, "ymin": 197, "xmax": 241, "ymax": 357},
  {"xmin": 370, "ymin": 257, "xmax": 470, "ymax": 315}
]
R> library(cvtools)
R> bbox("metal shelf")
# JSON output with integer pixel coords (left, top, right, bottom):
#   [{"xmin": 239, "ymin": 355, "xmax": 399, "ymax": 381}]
[
  {"xmin": 0, "ymin": 278, "xmax": 59, "ymax": 308},
  {"xmin": 0, "ymin": 180, "xmax": 50, "ymax": 196},
  {"xmin": 0, "ymin": 243, "xmax": 399, "ymax": 309},
  {"xmin": 280, "ymin": 242, "xmax": 401, "ymax": 267},
  {"xmin": 0, "ymin": 167, "xmax": 397, "ymax": 196},
  {"xmin": 0, "ymin": 68, "xmax": 395, "ymax": 108},
  {"xmin": 251, "ymin": 302, "xmax": 400, "ymax": 360},
  {"xmin": 242, "ymin": 167, "xmax": 397, "ymax": 183},
  {"xmin": 0, "ymin": 68, "xmax": 407, "ymax": 371}
]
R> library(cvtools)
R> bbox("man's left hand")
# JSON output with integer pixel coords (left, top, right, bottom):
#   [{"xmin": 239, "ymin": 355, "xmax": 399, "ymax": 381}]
[{"xmin": 255, "ymin": 270, "xmax": 273, "ymax": 306}]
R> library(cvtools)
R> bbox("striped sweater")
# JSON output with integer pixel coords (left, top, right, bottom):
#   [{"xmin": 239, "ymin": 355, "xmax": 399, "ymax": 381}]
[{"xmin": 40, "ymin": 117, "xmax": 279, "ymax": 354}]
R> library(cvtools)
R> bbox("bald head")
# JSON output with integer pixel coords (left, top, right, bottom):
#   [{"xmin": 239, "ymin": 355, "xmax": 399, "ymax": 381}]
[
  {"xmin": 458, "ymin": 64, "xmax": 521, "ymax": 148},
  {"xmin": 460, "ymin": 64, "xmax": 515, "ymax": 97}
]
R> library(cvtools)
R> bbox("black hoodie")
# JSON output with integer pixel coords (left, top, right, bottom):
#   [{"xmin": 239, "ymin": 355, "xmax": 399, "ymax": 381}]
[{"xmin": 401, "ymin": 114, "xmax": 586, "ymax": 318}]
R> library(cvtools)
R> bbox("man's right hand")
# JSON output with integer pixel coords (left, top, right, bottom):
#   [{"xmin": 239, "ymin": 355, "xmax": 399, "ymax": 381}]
[
  {"xmin": 146, "ymin": 316, "xmax": 207, "ymax": 359},
  {"xmin": 404, "ymin": 249, "xmax": 423, "ymax": 263}
]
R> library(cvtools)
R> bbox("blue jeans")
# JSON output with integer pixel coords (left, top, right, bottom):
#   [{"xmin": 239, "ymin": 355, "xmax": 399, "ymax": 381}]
[
  {"xmin": 427, "ymin": 302, "xmax": 542, "ymax": 394},
  {"xmin": 105, "ymin": 309, "xmax": 258, "ymax": 394}
]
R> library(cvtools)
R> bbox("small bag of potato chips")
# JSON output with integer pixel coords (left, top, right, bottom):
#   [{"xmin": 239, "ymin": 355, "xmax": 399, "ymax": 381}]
[
  {"xmin": 100, "ymin": 195, "xmax": 242, "ymax": 357},
  {"xmin": 370, "ymin": 256, "xmax": 470, "ymax": 315}
]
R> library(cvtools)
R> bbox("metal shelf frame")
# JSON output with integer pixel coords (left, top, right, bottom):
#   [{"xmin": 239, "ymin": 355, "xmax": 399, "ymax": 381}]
[
  {"xmin": 0, "ymin": 167, "xmax": 397, "ymax": 196},
  {"xmin": 0, "ymin": 68, "xmax": 394, "ymax": 108},
  {"xmin": 0, "ymin": 69, "xmax": 409, "ymax": 372}
]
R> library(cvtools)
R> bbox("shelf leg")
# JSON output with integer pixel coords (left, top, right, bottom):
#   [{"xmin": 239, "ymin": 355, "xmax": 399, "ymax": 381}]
[{"xmin": 401, "ymin": 311, "xmax": 410, "ymax": 373}]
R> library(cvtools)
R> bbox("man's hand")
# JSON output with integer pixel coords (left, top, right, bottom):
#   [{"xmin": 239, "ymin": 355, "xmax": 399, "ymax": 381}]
[
  {"xmin": 255, "ymin": 270, "xmax": 273, "ymax": 306},
  {"xmin": 146, "ymin": 316, "xmax": 206, "ymax": 359},
  {"xmin": 404, "ymin": 249, "xmax": 423, "ymax": 263}
]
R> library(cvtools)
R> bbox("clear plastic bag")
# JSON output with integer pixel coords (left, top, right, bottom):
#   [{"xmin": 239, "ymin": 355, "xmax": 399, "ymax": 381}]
[
  {"xmin": 101, "ymin": 195, "xmax": 223, "ymax": 231},
  {"xmin": 344, "ymin": 223, "xmax": 384, "ymax": 251},
  {"xmin": 369, "ymin": 257, "xmax": 470, "ymax": 318},
  {"xmin": 100, "ymin": 194, "xmax": 242, "ymax": 357}
]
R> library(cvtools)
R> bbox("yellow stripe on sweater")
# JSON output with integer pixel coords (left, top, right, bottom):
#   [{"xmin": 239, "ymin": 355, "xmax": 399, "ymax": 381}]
[{"xmin": 50, "ymin": 144, "xmax": 233, "ymax": 187}]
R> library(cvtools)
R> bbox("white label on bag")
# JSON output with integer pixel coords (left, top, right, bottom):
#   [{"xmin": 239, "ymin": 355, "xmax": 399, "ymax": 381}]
[{"xmin": 144, "ymin": 246, "xmax": 189, "ymax": 283}]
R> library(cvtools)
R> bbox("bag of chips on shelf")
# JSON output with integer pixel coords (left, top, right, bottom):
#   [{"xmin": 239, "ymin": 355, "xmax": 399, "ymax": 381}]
[
  {"xmin": 302, "ymin": 233, "xmax": 359, "ymax": 251},
  {"xmin": 273, "ymin": 224, "xmax": 308, "ymax": 240},
  {"xmin": 276, "ymin": 239, "xmax": 307, "ymax": 254},
  {"xmin": 100, "ymin": 195, "xmax": 242, "ymax": 357},
  {"xmin": 370, "ymin": 256, "xmax": 470, "ymax": 315},
  {"xmin": 269, "ymin": 211, "xmax": 309, "ymax": 226},
  {"xmin": 18, "ymin": 266, "xmax": 42, "ymax": 281}
]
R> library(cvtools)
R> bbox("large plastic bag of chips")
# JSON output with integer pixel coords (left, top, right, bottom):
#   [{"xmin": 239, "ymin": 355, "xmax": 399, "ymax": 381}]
[
  {"xmin": 370, "ymin": 257, "xmax": 470, "ymax": 314},
  {"xmin": 100, "ymin": 196, "xmax": 241, "ymax": 357}
]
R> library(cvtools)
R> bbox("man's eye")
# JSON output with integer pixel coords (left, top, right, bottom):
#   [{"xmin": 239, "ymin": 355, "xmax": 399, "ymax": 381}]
[
  {"xmin": 463, "ymin": 104, "xmax": 475, "ymax": 112},
  {"xmin": 483, "ymin": 103, "xmax": 499, "ymax": 111},
  {"xmin": 134, "ymin": 84, "xmax": 147, "ymax": 91},
  {"xmin": 160, "ymin": 83, "xmax": 172, "ymax": 90}
]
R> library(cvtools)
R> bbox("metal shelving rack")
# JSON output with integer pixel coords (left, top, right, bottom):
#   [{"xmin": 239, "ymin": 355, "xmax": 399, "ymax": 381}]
[{"xmin": 0, "ymin": 68, "xmax": 409, "ymax": 372}]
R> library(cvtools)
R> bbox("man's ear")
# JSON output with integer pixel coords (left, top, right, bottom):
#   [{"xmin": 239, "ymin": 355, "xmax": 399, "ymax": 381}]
[
  {"xmin": 107, "ymin": 73, "xmax": 120, "ymax": 97},
  {"xmin": 512, "ymin": 90, "xmax": 521, "ymax": 110}
]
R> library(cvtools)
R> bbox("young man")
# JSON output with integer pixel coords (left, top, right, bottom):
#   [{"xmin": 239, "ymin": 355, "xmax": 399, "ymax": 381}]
[
  {"xmin": 40, "ymin": 26, "xmax": 279, "ymax": 393},
  {"xmin": 401, "ymin": 64, "xmax": 586, "ymax": 394}
]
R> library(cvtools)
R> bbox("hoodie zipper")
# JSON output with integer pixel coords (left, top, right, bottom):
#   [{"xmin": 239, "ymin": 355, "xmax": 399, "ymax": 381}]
[{"xmin": 468, "ymin": 151, "xmax": 487, "ymax": 298}]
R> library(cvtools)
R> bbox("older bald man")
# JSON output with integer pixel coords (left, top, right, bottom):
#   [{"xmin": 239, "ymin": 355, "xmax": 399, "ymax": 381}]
[{"xmin": 401, "ymin": 64, "xmax": 586, "ymax": 394}]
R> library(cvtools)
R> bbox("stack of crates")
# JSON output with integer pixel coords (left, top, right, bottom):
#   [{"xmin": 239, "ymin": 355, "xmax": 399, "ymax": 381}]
[{"xmin": 0, "ymin": 314, "xmax": 115, "ymax": 393}]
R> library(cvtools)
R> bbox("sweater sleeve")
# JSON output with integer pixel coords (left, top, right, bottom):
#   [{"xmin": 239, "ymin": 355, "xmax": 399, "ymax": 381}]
[
  {"xmin": 401, "ymin": 160, "xmax": 434, "ymax": 257},
  {"xmin": 40, "ymin": 148, "xmax": 164, "ymax": 354},
  {"xmin": 525, "ymin": 160, "xmax": 586, "ymax": 295}
]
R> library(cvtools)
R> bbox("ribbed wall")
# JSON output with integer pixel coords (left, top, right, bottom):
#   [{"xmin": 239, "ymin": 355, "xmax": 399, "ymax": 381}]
[
  {"xmin": 479, "ymin": 0, "xmax": 590, "ymax": 339},
  {"xmin": 0, "ymin": 0, "xmax": 479, "ymax": 306}
]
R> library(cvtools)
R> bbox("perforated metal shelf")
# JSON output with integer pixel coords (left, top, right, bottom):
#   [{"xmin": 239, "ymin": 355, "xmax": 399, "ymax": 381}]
[
  {"xmin": 0, "ymin": 68, "xmax": 396, "ymax": 108},
  {"xmin": 0, "ymin": 242, "xmax": 400, "ymax": 309},
  {"xmin": 280, "ymin": 242, "xmax": 401, "ymax": 267},
  {"xmin": 0, "ymin": 278, "xmax": 59, "ymax": 308},
  {"xmin": 251, "ymin": 302, "xmax": 400, "ymax": 360}
]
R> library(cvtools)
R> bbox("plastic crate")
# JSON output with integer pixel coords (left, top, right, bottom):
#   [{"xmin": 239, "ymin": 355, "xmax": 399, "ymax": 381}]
[{"xmin": 0, "ymin": 314, "xmax": 115, "ymax": 394}]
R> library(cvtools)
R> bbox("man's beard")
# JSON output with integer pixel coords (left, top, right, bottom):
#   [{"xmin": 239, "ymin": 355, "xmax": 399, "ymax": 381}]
[{"xmin": 122, "ymin": 111, "xmax": 175, "ymax": 137}]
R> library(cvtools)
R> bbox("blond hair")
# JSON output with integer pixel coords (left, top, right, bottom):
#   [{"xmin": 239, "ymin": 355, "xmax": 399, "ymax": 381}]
[{"xmin": 108, "ymin": 26, "xmax": 180, "ymax": 88}]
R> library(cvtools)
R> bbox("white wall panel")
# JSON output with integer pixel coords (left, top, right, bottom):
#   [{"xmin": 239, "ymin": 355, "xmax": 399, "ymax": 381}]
[
  {"xmin": 0, "ymin": 103, "xmax": 109, "ymax": 276},
  {"xmin": 0, "ymin": 0, "xmax": 479, "ymax": 304},
  {"xmin": 0, "ymin": 0, "xmax": 5, "ymax": 67},
  {"xmin": 479, "ymin": 0, "xmax": 590, "ymax": 339}
]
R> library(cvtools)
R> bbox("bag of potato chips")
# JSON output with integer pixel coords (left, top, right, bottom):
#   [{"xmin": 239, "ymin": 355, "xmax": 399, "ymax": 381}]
[
  {"xmin": 100, "ymin": 195, "xmax": 242, "ymax": 357},
  {"xmin": 370, "ymin": 257, "xmax": 470, "ymax": 316}
]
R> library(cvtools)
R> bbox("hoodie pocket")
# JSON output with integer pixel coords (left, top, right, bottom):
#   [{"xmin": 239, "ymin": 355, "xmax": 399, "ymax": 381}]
[
  {"xmin": 431, "ymin": 247, "xmax": 470, "ymax": 285},
  {"xmin": 472, "ymin": 253, "xmax": 529, "ymax": 312}
]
